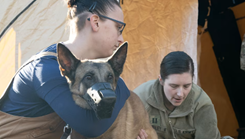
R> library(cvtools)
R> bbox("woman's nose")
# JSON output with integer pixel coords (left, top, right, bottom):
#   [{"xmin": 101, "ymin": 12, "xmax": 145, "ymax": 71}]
[
  {"xmin": 177, "ymin": 88, "xmax": 184, "ymax": 97},
  {"xmin": 118, "ymin": 34, "xmax": 124, "ymax": 44}
]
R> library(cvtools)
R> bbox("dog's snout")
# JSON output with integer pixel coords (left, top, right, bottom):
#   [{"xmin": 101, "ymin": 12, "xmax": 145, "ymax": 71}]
[
  {"xmin": 102, "ymin": 98, "xmax": 116, "ymax": 103},
  {"xmin": 99, "ymin": 90, "xmax": 116, "ymax": 103}
]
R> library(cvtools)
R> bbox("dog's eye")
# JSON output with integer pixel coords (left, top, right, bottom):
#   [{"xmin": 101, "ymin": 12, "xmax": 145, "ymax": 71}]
[
  {"xmin": 108, "ymin": 75, "xmax": 113, "ymax": 80},
  {"xmin": 86, "ymin": 75, "xmax": 92, "ymax": 80}
]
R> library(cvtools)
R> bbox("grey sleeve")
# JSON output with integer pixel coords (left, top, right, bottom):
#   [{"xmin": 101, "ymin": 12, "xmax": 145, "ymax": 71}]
[{"xmin": 194, "ymin": 104, "xmax": 221, "ymax": 139}]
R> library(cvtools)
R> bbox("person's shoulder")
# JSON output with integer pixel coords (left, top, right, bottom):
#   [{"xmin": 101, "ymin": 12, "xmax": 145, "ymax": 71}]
[
  {"xmin": 115, "ymin": 77, "xmax": 130, "ymax": 98},
  {"xmin": 191, "ymin": 83, "xmax": 213, "ymax": 108},
  {"xmin": 134, "ymin": 80, "xmax": 156, "ymax": 91},
  {"xmin": 117, "ymin": 77, "xmax": 125, "ymax": 84},
  {"xmin": 117, "ymin": 77, "xmax": 129, "ymax": 89},
  {"xmin": 34, "ymin": 54, "xmax": 58, "ymax": 71},
  {"xmin": 32, "ymin": 51, "xmax": 62, "ymax": 83},
  {"xmin": 134, "ymin": 79, "xmax": 156, "ymax": 101},
  {"xmin": 39, "ymin": 43, "xmax": 57, "ymax": 53}
]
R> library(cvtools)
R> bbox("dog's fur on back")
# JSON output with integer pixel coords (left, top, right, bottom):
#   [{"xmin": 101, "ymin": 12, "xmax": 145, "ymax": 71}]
[{"xmin": 57, "ymin": 42, "xmax": 157, "ymax": 139}]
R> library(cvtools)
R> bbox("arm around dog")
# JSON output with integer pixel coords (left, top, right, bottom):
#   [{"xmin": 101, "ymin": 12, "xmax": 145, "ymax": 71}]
[{"xmin": 36, "ymin": 59, "xmax": 130, "ymax": 138}]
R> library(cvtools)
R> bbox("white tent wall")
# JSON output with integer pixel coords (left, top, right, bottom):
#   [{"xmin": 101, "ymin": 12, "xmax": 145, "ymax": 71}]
[
  {"xmin": 0, "ymin": 0, "xmax": 242, "ymax": 137},
  {"xmin": 0, "ymin": 0, "xmax": 69, "ymax": 94}
]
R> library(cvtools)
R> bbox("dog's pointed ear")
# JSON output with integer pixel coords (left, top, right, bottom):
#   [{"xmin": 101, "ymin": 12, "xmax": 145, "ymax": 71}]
[
  {"xmin": 57, "ymin": 43, "xmax": 80, "ymax": 81},
  {"xmin": 108, "ymin": 42, "xmax": 128, "ymax": 77}
]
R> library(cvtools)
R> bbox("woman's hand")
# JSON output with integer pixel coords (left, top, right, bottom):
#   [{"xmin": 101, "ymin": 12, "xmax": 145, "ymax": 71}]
[{"xmin": 137, "ymin": 129, "xmax": 148, "ymax": 139}]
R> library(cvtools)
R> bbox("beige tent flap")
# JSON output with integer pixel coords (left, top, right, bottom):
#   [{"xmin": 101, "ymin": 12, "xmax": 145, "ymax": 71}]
[
  {"xmin": 0, "ymin": 0, "xmax": 68, "ymax": 94},
  {"xmin": 121, "ymin": 0, "xmax": 198, "ymax": 89}
]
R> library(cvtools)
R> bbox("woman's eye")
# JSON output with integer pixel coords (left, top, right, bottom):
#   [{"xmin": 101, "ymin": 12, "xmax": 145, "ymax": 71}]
[
  {"xmin": 118, "ymin": 25, "xmax": 123, "ymax": 31},
  {"xmin": 170, "ymin": 85, "xmax": 178, "ymax": 89},
  {"xmin": 184, "ymin": 85, "xmax": 191, "ymax": 89}
]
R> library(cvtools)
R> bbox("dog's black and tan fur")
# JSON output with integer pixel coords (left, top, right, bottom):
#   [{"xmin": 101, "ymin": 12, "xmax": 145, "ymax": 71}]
[{"xmin": 57, "ymin": 42, "xmax": 157, "ymax": 139}]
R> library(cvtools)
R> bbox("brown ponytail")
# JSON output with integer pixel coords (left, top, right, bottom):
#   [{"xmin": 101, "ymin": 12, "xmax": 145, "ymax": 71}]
[
  {"xmin": 67, "ymin": 0, "xmax": 77, "ymax": 8},
  {"xmin": 64, "ymin": 0, "xmax": 121, "ymax": 31}
]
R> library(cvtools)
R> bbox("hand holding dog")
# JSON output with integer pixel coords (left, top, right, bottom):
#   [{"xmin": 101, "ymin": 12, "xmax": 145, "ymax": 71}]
[{"xmin": 137, "ymin": 129, "xmax": 148, "ymax": 139}]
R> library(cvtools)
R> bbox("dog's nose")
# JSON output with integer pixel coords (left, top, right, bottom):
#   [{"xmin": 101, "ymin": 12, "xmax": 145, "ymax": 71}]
[
  {"xmin": 97, "ymin": 90, "xmax": 116, "ymax": 119},
  {"xmin": 102, "ymin": 98, "xmax": 116, "ymax": 103},
  {"xmin": 99, "ymin": 89, "xmax": 116, "ymax": 103}
]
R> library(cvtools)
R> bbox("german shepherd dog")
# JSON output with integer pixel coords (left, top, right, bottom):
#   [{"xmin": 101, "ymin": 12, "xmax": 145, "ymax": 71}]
[{"xmin": 57, "ymin": 42, "xmax": 157, "ymax": 139}]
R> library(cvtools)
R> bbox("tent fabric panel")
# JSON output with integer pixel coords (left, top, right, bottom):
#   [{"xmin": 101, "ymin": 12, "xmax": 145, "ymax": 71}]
[
  {"xmin": 199, "ymin": 31, "xmax": 239, "ymax": 137},
  {"xmin": 121, "ymin": 0, "xmax": 198, "ymax": 90},
  {"xmin": 0, "ymin": 0, "xmax": 69, "ymax": 64},
  {"xmin": 0, "ymin": 0, "xmax": 69, "ymax": 99},
  {"xmin": 0, "ymin": 28, "xmax": 16, "ymax": 96},
  {"xmin": 0, "ymin": 0, "xmax": 33, "ymax": 31}
]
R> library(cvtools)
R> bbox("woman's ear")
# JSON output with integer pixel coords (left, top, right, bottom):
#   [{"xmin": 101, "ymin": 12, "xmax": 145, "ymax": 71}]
[
  {"xmin": 89, "ymin": 14, "xmax": 100, "ymax": 32},
  {"xmin": 158, "ymin": 75, "xmax": 164, "ymax": 85}
]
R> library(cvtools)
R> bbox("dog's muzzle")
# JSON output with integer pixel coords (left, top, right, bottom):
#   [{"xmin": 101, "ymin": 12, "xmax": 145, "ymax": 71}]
[{"xmin": 82, "ymin": 82, "xmax": 116, "ymax": 119}]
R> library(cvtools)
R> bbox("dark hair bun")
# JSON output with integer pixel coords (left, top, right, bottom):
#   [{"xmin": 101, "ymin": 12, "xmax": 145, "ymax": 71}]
[{"xmin": 67, "ymin": 0, "xmax": 77, "ymax": 8}]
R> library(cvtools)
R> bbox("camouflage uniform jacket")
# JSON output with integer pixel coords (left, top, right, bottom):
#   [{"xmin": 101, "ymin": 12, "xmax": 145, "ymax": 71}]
[{"xmin": 134, "ymin": 79, "xmax": 221, "ymax": 139}]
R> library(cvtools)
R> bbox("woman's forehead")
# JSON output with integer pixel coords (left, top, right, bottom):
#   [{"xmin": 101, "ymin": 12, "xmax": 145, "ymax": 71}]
[
  {"xmin": 106, "ymin": 5, "xmax": 124, "ymax": 22},
  {"xmin": 165, "ymin": 73, "xmax": 193, "ymax": 83}
]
